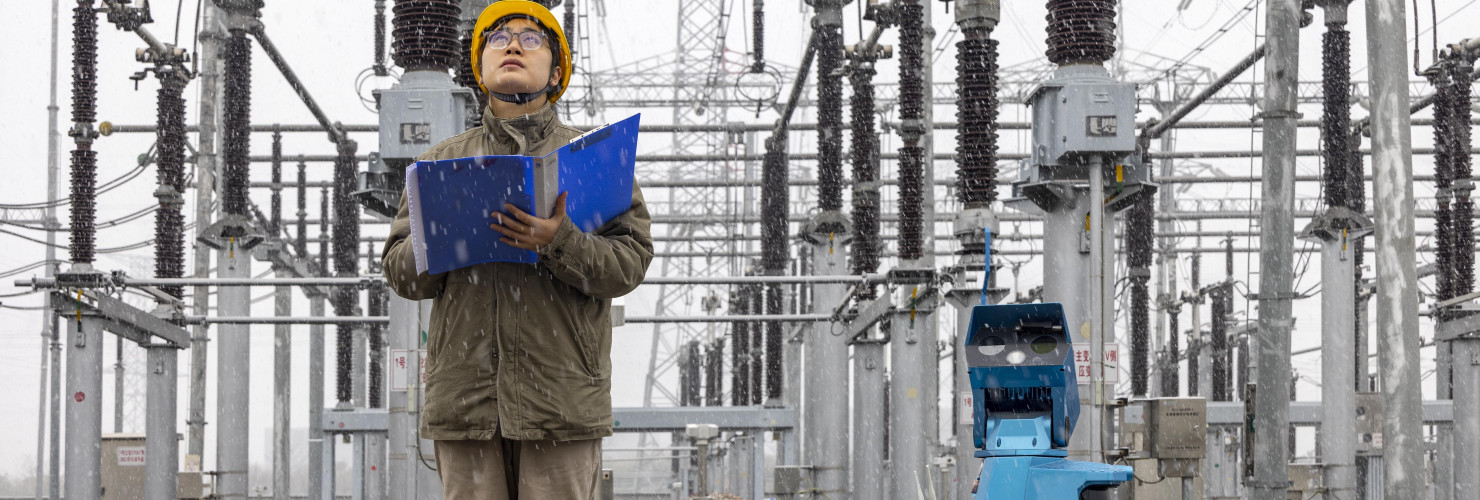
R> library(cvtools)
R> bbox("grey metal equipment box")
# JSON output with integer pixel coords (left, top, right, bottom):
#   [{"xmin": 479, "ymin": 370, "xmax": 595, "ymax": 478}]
[
  {"xmin": 773, "ymin": 465, "xmax": 804, "ymax": 496},
  {"xmin": 374, "ymin": 73, "xmax": 476, "ymax": 168},
  {"xmin": 1121, "ymin": 398, "xmax": 1208, "ymax": 460},
  {"xmin": 361, "ymin": 71, "xmax": 476, "ymax": 218},
  {"xmin": 1028, "ymin": 75, "xmax": 1137, "ymax": 167},
  {"xmin": 177, "ymin": 471, "xmax": 204, "ymax": 499},
  {"xmin": 101, "ymin": 434, "xmax": 146, "ymax": 499},
  {"xmin": 1287, "ymin": 463, "xmax": 1324, "ymax": 499},
  {"xmin": 1355, "ymin": 392, "xmax": 1383, "ymax": 456}
]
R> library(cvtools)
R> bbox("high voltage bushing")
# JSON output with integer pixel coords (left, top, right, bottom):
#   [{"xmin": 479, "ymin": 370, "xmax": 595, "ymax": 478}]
[
  {"xmin": 1432, "ymin": 67, "xmax": 1457, "ymax": 303},
  {"xmin": 815, "ymin": 24, "xmax": 846, "ymax": 215},
  {"xmin": 455, "ymin": 28, "xmax": 488, "ymax": 123},
  {"xmin": 392, "ymin": 0, "xmax": 460, "ymax": 71},
  {"xmin": 318, "ymin": 187, "xmax": 330, "ymax": 274},
  {"xmin": 761, "ymin": 142, "xmax": 789, "ymax": 272},
  {"xmin": 1044, "ymin": 0, "xmax": 1117, "ymax": 66},
  {"xmin": 334, "ymin": 316, "xmax": 353, "ymax": 403},
  {"xmin": 730, "ymin": 285, "xmax": 751, "ymax": 405},
  {"xmin": 764, "ymin": 283, "xmax": 782, "ymax": 401},
  {"xmin": 563, "ymin": 0, "xmax": 576, "ymax": 62},
  {"xmin": 850, "ymin": 59, "xmax": 881, "ymax": 295},
  {"xmin": 749, "ymin": 283, "xmax": 764, "ymax": 405},
  {"xmin": 895, "ymin": 0, "xmax": 925, "ymax": 261},
  {"xmin": 1127, "ymin": 196, "xmax": 1153, "ymax": 396},
  {"xmin": 1320, "ymin": 26, "xmax": 1353, "ymax": 209},
  {"xmin": 154, "ymin": 73, "xmax": 189, "ymax": 298},
  {"xmin": 895, "ymin": 2, "xmax": 924, "ymax": 122},
  {"xmin": 333, "ymin": 141, "xmax": 361, "ymax": 404},
  {"xmin": 368, "ymin": 279, "xmax": 386, "ymax": 409},
  {"xmin": 296, "ymin": 162, "xmax": 308, "ymax": 257},
  {"xmin": 1187, "ymin": 254, "xmax": 1200, "ymax": 397},
  {"xmin": 1186, "ymin": 338, "xmax": 1199, "ymax": 397},
  {"xmin": 954, "ymin": 34, "xmax": 999, "ymax": 215},
  {"xmin": 374, "ymin": 0, "xmax": 389, "ymax": 76},
  {"xmin": 1445, "ymin": 58, "xmax": 1474, "ymax": 299},
  {"xmin": 897, "ymin": 146, "xmax": 925, "ymax": 259},
  {"xmin": 751, "ymin": 0, "xmax": 765, "ymax": 73},
  {"xmin": 1433, "ymin": 56, "xmax": 1476, "ymax": 309},
  {"xmin": 1162, "ymin": 304, "xmax": 1180, "ymax": 396},
  {"xmin": 69, "ymin": 0, "xmax": 100, "ymax": 264},
  {"xmin": 705, "ymin": 340, "xmax": 723, "ymax": 406},
  {"xmin": 1210, "ymin": 285, "xmax": 1228, "ymax": 401},
  {"xmin": 681, "ymin": 340, "xmax": 701, "ymax": 406},
  {"xmin": 759, "ymin": 137, "xmax": 787, "ymax": 400},
  {"xmin": 221, "ymin": 33, "xmax": 253, "ymax": 218},
  {"xmin": 270, "ymin": 131, "xmax": 283, "ymax": 237},
  {"xmin": 1223, "ymin": 240, "xmax": 1235, "ymax": 398}
]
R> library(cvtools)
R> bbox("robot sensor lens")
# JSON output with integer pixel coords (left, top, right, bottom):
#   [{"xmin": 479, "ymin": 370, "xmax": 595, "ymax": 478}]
[
  {"xmin": 978, "ymin": 336, "xmax": 1007, "ymax": 356},
  {"xmin": 1030, "ymin": 336, "xmax": 1058, "ymax": 354}
]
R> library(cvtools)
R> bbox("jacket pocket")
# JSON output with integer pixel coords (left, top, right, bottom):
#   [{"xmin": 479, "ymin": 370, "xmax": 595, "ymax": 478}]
[{"xmin": 574, "ymin": 298, "xmax": 613, "ymax": 380}]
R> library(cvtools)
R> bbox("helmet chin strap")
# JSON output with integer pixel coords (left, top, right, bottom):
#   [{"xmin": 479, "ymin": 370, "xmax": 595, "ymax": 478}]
[{"xmin": 489, "ymin": 84, "xmax": 554, "ymax": 105}]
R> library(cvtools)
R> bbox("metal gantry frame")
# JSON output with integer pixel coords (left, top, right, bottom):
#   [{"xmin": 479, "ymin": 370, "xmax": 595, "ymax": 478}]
[{"xmin": 20, "ymin": 1, "xmax": 1480, "ymax": 499}]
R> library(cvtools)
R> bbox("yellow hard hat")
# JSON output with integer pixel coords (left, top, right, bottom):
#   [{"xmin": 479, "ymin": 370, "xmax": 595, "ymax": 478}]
[{"xmin": 470, "ymin": 0, "xmax": 573, "ymax": 104}]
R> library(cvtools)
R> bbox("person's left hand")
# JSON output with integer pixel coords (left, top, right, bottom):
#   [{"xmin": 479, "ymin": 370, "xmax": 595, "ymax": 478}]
[{"xmin": 490, "ymin": 192, "xmax": 568, "ymax": 251}]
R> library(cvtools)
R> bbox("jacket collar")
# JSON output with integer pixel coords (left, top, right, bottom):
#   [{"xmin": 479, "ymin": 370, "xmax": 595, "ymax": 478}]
[{"xmin": 482, "ymin": 103, "xmax": 559, "ymax": 154}]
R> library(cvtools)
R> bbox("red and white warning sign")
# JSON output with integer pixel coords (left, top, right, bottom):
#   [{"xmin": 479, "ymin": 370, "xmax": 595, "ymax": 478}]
[
  {"xmin": 117, "ymin": 446, "xmax": 145, "ymax": 466},
  {"xmin": 389, "ymin": 349, "xmax": 427, "ymax": 392},
  {"xmin": 959, "ymin": 391, "xmax": 975, "ymax": 426},
  {"xmin": 1071, "ymin": 342, "xmax": 1120, "ymax": 384}
]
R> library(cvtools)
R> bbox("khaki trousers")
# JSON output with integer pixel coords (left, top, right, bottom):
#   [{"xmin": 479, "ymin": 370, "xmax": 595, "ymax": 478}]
[{"xmin": 434, "ymin": 437, "xmax": 602, "ymax": 500}]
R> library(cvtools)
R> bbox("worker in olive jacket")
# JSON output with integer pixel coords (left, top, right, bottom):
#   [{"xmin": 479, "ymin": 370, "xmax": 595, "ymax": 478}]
[{"xmin": 379, "ymin": 2, "xmax": 653, "ymax": 498}]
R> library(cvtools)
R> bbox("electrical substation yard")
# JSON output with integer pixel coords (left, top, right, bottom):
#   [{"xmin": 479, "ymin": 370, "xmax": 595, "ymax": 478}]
[{"xmin": 5, "ymin": 0, "xmax": 1480, "ymax": 499}]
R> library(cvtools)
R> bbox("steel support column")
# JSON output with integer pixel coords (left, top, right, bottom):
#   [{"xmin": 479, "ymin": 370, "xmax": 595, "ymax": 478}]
[
  {"xmin": 1089, "ymin": 156, "xmax": 1110, "ymax": 460},
  {"xmin": 386, "ymin": 295, "xmax": 437, "ymax": 499},
  {"xmin": 309, "ymin": 295, "xmax": 327, "ymax": 500},
  {"xmin": 1319, "ymin": 234, "xmax": 1358, "ymax": 498},
  {"xmin": 853, "ymin": 340, "xmax": 886, "ymax": 500},
  {"xmin": 1249, "ymin": 1, "xmax": 1300, "ymax": 498},
  {"xmin": 144, "ymin": 344, "xmax": 180, "ymax": 500},
  {"xmin": 64, "ymin": 317, "xmax": 103, "ymax": 500},
  {"xmin": 1363, "ymin": 1, "xmax": 1425, "ymax": 497},
  {"xmin": 803, "ymin": 231, "xmax": 849, "ymax": 498},
  {"xmin": 951, "ymin": 301, "xmax": 978, "ymax": 500},
  {"xmin": 187, "ymin": 0, "xmax": 224, "ymax": 468},
  {"xmin": 40, "ymin": 2, "xmax": 63, "ymax": 500},
  {"xmin": 1039, "ymin": 192, "xmax": 1095, "ymax": 459},
  {"xmin": 273, "ymin": 273, "xmax": 291, "ymax": 500},
  {"xmin": 215, "ymin": 248, "xmax": 252, "ymax": 498},
  {"xmin": 889, "ymin": 282, "xmax": 938, "ymax": 499},
  {"xmin": 1452, "ymin": 337, "xmax": 1480, "ymax": 498}
]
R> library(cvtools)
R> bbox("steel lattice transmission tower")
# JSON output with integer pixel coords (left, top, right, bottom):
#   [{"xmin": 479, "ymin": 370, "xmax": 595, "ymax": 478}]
[{"xmin": 640, "ymin": 0, "xmax": 737, "ymax": 412}]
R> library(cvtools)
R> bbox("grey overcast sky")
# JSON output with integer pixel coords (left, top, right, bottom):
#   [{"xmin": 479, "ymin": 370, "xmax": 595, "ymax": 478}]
[{"xmin": 1, "ymin": 0, "xmax": 1475, "ymax": 482}]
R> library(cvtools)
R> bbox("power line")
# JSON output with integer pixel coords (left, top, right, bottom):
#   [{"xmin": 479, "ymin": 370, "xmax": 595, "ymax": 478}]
[{"xmin": 0, "ymin": 148, "xmax": 155, "ymax": 210}]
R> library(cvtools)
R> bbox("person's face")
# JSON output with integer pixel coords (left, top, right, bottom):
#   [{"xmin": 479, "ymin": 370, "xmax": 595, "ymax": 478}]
[{"xmin": 480, "ymin": 18, "xmax": 560, "ymax": 97}]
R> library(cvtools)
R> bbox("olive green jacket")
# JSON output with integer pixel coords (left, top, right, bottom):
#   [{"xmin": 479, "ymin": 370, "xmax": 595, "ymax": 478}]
[{"xmin": 380, "ymin": 104, "xmax": 653, "ymax": 441}]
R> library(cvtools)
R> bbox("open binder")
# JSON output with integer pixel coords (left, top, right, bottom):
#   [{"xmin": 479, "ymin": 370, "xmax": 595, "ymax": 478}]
[{"xmin": 405, "ymin": 113, "xmax": 641, "ymax": 275}]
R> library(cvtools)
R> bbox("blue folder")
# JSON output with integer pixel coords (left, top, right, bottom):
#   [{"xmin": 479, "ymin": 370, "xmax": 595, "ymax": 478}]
[{"xmin": 405, "ymin": 113, "xmax": 640, "ymax": 275}]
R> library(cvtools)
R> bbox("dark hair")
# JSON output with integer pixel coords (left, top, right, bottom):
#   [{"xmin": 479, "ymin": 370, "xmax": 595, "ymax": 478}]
[{"xmin": 480, "ymin": 15, "xmax": 563, "ymax": 99}]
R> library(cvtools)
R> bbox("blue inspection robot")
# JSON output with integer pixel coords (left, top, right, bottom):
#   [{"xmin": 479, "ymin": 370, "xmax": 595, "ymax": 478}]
[{"xmin": 965, "ymin": 302, "xmax": 1133, "ymax": 499}]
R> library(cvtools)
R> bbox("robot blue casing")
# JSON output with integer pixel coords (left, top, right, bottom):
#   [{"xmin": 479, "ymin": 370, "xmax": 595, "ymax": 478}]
[{"xmin": 964, "ymin": 302, "xmax": 1132, "ymax": 499}]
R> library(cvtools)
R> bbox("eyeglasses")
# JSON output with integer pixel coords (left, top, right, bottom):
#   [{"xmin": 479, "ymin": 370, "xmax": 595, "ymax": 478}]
[{"xmin": 484, "ymin": 29, "xmax": 548, "ymax": 52}]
